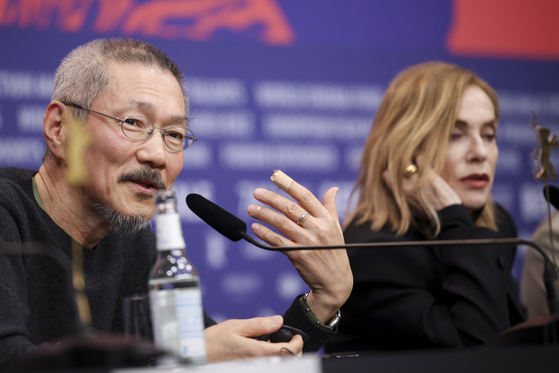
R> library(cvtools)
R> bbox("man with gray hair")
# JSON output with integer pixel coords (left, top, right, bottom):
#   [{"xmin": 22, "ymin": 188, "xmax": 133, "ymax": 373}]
[{"xmin": 0, "ymin": 38, "xmax": 352, "ymax": 366}]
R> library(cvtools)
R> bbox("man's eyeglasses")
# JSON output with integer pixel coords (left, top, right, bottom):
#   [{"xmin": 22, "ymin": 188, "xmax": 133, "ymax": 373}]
[{"xmin": 65, "ymin": 103, "xmax": 197, "ymax": 152}]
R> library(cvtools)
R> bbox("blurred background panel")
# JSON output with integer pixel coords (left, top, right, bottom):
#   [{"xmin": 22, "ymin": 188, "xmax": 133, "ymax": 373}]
[{"xmin": 1, "ymin": 0, "xmax": 558, "ymax": 320}]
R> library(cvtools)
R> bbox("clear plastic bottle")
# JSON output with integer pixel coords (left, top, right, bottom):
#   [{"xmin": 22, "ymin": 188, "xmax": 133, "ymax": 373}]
[{"xmin": 149, "ymin": 190, "xmax": 206, "ymax": 365}]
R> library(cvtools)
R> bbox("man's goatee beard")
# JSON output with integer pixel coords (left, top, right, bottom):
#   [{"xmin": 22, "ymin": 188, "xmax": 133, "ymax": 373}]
[{"xmin": 92, "ymin": 203, "xmax": 150, "ymax": 236}]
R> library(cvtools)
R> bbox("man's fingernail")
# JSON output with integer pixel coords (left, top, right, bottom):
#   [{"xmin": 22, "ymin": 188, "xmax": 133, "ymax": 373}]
[
  {"xmin": 247, "ymin": 205, "xmax": 260, "ymax": 214},
  {"xmin": 270, "ymin": 315, "xmax": 283, "ymax": 326}
]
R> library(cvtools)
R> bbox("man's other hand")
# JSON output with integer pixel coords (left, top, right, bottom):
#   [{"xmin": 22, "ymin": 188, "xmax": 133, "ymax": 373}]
[{"xmin": 204, "ymin": 315, "xmax": 304, "ymax": 363}]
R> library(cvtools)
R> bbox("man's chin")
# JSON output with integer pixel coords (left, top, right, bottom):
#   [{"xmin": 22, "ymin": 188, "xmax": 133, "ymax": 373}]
[
  {"xmin": 130, "ymin": 199, "xmax": 157, "ymax": 220},
  {"xmin": 92, "ymin": 203, "xmax": 151, "ymax": 236}
]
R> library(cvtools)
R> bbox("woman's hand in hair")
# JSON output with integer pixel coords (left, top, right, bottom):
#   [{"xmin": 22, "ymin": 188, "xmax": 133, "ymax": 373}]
[
  {"xmin": 384, "ymin": 154, "xmax": 462, "ymax": 214},
  {"xmin": 420, "ymin": 174, "xmax": 463, "ymax": 211}
]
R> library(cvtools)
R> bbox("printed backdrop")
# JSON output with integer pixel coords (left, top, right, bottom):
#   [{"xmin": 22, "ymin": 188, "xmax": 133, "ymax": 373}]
[{"xmin": 1, "ymin": 0, "xmax": 559, "ymax": 322}]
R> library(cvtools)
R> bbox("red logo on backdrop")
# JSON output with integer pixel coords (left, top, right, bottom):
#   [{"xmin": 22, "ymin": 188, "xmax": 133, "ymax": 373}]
[
  {"xmin": 0, "ymin": 0, "xmax": 296, "ymax": 46},
  {"xmin": 447, "ymin": 0, "xmax": 559, "ymax": 60}
]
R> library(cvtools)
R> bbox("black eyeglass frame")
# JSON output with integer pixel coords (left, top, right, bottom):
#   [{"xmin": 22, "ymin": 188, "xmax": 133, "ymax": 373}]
[{"xmin": 64, "ymin": 102, "xmax": 197, "ymax": 152}]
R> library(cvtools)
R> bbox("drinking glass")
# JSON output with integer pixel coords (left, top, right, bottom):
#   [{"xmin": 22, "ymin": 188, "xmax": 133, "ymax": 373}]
[{"xmin": 123, "ymin": 294, "xmax": 153, "ymax": 343}]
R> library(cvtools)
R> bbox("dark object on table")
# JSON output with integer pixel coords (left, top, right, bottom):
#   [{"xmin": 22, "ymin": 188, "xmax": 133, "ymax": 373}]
[
  {"xmin": 2, "ymin": 332, "xmax": 164, "ymax": 372},
  {"xmin": 255, "ymin": 325, "xmax": 309, "ymax": 343}
]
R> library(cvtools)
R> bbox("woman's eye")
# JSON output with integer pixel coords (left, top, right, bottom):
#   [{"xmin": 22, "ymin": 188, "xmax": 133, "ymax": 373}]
[
  {"xmin": 483, "ymin": 134, "xmax": 496, "ymax": 141},
  {"xmin": 451, "ymin": 133, "xmax": 463, "ymax": 140},
  {"xmin": 125, "ymin": 118, "xmax": 139, "ymax": 126}
]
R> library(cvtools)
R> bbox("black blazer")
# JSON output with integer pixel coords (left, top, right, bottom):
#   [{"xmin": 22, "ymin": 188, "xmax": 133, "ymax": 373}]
[{"xmin": 325, "ymin": 204, "xmax": 525, "ymax": 353}]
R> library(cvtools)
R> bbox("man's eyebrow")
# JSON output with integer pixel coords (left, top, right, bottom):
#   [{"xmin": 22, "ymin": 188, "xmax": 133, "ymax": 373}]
[
  {"xmin": 124, "ymin": 99, "xmax": 188, "ymax": 125},
  {"xmin": 124, "ymin": 99, "xmax": 154, "ymax": 110}
]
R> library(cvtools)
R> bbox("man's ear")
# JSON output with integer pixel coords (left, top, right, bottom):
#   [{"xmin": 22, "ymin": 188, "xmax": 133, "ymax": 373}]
[{"xmin": 43, "ymin": 101, "xmax": 71, "ymax": 160}]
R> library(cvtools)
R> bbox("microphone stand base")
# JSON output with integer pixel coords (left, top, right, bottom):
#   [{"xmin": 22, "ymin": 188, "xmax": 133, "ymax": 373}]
[{"xmin": 488, "ymin": 314, "xmax": 559, "ymax": 346}]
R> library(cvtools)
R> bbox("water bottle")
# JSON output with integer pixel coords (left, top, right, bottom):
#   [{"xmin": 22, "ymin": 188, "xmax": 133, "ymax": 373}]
[{"xmin": 149, "ymin": 190, "xmax": 206, "ymax": 365}]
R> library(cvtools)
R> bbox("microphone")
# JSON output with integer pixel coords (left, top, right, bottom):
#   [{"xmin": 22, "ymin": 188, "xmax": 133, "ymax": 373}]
[
  {"xmin": 543, "ymin": 185, "xmax": 559, "ymax": 210},
  {"xmin": 541, "ymin": 184, "xmax": 559, "ymax": 314},
  {"xmin": 186, "ymin": 193, "xmax": 247, "ymax": 242},
  {"xmin": 188, "ymin": 193, "xmax": 286, "ymax": 249},
  {"xmin": 186, "ymin": 193, "xmax": 559, "ymax": 315}
]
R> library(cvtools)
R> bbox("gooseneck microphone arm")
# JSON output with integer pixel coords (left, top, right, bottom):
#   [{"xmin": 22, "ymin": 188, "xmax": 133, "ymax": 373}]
[
  {"xmin": 186, "ymin": 193, "xmax": 559, "ymax": 315},
  {"xmin": 240, "ymin": 230, "xmax": 559, "ymax": 314}
]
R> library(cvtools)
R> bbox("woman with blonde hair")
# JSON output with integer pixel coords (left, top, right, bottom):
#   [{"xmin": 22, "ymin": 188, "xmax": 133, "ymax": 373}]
[{"xmin": 325, "ymin": 62, "xmax": 525, "ymax": 352}]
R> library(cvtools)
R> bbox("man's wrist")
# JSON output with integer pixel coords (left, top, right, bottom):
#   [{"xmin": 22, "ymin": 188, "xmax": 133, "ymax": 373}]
[{"xmin": 299, "ymin": 293, "xmax": 341, "ymax": 331}]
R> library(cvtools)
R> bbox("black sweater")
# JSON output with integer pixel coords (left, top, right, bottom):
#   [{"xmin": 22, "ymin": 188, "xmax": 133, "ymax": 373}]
[
  {"xmin": 325, "ymin": 204, "xmax": 525, "ymax": 353},
  {"xmin": 0, "ymin": 167, "xmax": 157, "ymax": 365}
]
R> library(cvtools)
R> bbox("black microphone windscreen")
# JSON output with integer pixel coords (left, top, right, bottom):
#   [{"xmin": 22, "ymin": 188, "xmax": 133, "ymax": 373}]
[
  {"xmin": 186, "ymin": 194, "xmax": 247, "ymax": 242},
  {"xmin": 544, "ymin": 185, "xmax": 559, "ymax": 211}
]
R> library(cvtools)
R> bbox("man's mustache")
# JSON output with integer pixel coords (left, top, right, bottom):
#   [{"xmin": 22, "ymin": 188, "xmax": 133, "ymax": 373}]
[{"xmin": 118, "ymin": 168, "xmax": 167, "ymax": 190}]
